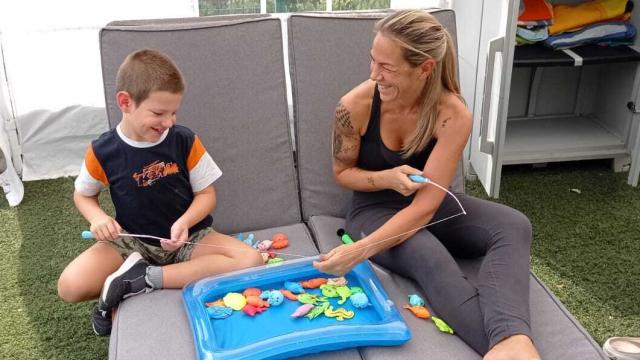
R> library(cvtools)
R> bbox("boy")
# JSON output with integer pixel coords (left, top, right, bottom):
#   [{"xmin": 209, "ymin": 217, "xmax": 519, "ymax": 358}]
[{"xmin": 57, "ymin": 49, "xmax": 263, "ymax": 336}]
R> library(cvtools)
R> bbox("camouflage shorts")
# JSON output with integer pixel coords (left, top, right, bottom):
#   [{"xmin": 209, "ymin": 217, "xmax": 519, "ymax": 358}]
[{"xmin": 107, "ymin": 227, "xmax": 214, "ymax": 266}]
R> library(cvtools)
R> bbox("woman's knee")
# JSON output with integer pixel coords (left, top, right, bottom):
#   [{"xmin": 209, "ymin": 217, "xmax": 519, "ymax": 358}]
[{"xmin": 507, "ymin": 208, "xmax": 532, "ymax": 246}]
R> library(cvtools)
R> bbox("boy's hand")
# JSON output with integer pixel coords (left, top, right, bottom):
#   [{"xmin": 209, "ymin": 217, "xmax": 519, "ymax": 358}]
[
  {"xmin": 163, "ymin": 219, "xmax": 189, "ymax": 252},
  {"xmin": 90, "ymin": 214, "xmax": 122, "ymax": 241}
]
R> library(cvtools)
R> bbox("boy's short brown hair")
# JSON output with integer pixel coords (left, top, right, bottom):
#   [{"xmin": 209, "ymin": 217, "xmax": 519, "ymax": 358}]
[{"xmin": 116, "ymin": 49, "xmax": 185, "ymax": 105}]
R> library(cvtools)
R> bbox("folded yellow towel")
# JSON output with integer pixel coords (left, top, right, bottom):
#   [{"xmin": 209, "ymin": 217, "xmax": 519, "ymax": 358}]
[{"xmin": 549, "ymin": 0, "xmax": 629, "ymax": 35}]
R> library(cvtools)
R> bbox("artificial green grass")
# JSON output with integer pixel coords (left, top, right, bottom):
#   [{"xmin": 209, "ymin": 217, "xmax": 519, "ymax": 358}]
[
  {"xmin": 467, "ymin": 161, "xmax": 640, "ymax": 344},
  {"xmin": 0, "ymin": 160, "xmax": 638, "ymax": 359}
]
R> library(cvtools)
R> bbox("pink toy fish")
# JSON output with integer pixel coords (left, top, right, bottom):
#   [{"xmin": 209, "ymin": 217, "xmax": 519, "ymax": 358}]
[
  {"xmin": 291, "ymin": 303, "xmax": 314, "ymax": 318},
  {"xmin": 257, "ymin": 240, "xmax": 273, "ymax": 251}
]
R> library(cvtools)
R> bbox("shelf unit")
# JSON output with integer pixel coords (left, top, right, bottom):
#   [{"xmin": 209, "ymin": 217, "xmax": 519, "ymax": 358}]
[{"xmin": 504, "ymin": 44, "xmax": 640, "ymax": 166}]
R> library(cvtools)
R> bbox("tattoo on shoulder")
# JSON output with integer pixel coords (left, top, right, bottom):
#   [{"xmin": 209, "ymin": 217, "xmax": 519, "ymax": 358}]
[
  {"xmin": 441, "ymin": 117, "xmax": 451, "ymax": 128},
  {"xmin": 336, "ymin": 102, "xmax": 354, "ymax": 130}
]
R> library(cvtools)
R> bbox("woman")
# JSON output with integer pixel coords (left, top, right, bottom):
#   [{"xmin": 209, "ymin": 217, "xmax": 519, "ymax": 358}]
[{"xmin": 313, "ymin": 10, "xmax": 541, "ymax": 360}]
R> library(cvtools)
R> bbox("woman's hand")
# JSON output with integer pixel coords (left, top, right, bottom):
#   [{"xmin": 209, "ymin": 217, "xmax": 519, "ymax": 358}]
[
  {"xmin": 313, "ymin": 243, "xmax": 366, "ymax": 276},
  {"xmin": 163, "ymin": 219, "xmax": 189, "ymax": 252},
  {"xmin": 90, "ymin": 214, "xmax": 122, "ymax": 241},
  {"xmin": 384, "ymin": 165, "xmax": 427, "ymax": 196}
]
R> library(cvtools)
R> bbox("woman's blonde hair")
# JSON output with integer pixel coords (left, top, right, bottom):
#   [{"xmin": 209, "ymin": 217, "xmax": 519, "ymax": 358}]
[{"xmin": 375, "ymin": 10, "xmax": 461, "ymax": 157}]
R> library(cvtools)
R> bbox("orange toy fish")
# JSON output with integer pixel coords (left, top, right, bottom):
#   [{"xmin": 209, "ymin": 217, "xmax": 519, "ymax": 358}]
[
  {"xmin": 280, "ymin": 289, "xmax": 298, "ymax": 301},
  {"xmin": 301, "ymin": 278, "xmax": 328, "ymax": 289},
  {"xmin": 271, "ymin": 233, "xmax": 289, "ymax": 249},
  {"xmin": 243, "ymin": 288, "xmax": 262, "ymax": 297},
  {"xmin": 246, "ymin": 295, "xmax": 270, "ymax": 308},
  {"xmin": 403, "ymin": 304, "xmax": 431, "ymax": 319},
  {"xmin": 205, "ymin": 299, "xmax": 225, "ymax": 307}
]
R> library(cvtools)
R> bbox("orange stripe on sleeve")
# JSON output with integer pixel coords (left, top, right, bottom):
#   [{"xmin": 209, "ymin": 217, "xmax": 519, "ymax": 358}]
[
  {"xmin": 85, "ymin": 144, "xmax": 108, "ymax": 186},
  {"xmin": 187, "ymin": 135, "xmax": 207, "ymax": 171}
]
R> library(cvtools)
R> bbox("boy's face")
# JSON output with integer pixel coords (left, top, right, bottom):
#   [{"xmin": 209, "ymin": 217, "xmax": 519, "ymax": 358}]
[{"xmin": 120, "ymin": 90, "xmax": 183, "ymax": 142}]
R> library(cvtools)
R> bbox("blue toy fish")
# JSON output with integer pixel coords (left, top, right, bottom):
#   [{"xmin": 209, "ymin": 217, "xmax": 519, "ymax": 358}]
[{"xmin": 408, "ymin": 294, "xmax": 425, "ymax": 307}]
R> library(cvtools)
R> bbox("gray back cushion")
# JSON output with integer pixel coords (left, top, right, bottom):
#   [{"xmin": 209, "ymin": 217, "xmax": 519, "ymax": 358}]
[
  {"xmin": 100, "ymin": 17, "xmax": 300, "ymax": 234},
  {"xmin": 289, "ymin": 10, "xmax": 463, "ymax": 221}
]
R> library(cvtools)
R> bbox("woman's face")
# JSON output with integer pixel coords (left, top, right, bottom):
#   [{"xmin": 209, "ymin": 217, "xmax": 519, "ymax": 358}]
[{"xmin": 369, "ymin": 33, "xmax": 426, "ymax": 103}]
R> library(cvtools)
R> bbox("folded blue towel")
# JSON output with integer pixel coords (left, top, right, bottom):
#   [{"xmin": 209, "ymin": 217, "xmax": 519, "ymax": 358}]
[{"xmin": 544, "ymin": 21, "xmax": 636, "ymax": 49}]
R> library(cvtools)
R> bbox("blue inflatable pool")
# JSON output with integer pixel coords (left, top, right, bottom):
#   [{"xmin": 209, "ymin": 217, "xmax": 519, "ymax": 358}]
[{"xmin": 182, "ymin": 256, "xmax": 411, "ymax": 360}]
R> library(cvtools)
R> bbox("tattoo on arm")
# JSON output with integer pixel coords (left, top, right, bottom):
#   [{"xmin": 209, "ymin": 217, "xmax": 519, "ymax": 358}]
[
  {"xmin": 336, "ymin": 102, "xmax": 354, "ymax": 130},
  {"xmin": 332, "ymin": 130, "xmax": 343, "ymax": 158},
  {"xmin": 332, "ymin": 102, "xmax": 359, "ymax": 167},
  {"xmin": 367, "ymin": 176, "xmax": 375, "ymax": 186}
]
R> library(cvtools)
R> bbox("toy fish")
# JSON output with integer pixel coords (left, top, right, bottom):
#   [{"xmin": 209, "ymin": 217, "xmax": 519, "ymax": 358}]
[
  {"xmin": 297, "ymin": 293, "xmax": 328, "ymax": 305},
  {"xmin": 267, "ymin": 290, "xmax": 284, "ymax": 306},
  {"xmin": 301, "ymin": 277, "xmax": 327, "ymax": 289},
  {"xmin": 205, "ymin": 299, "xmax": 225, "ymax": 307},
  {"xmin": 266, "ymin": 257, "xmax": 284, "ymax": 266},
  {"xmin": 403, "ymin": 304, "xmax": 431, "ymax": 319},
  {"xmin": 256, "ymin": 240, "xmax": 273, "ymax": 251},
  {"xmin": 206, "ymin": 305, "xmax": 233, "ymax": 319},
  {"xmin": 432, "ymin": 316, "xmax": 454, "ymax": 334},
  {"xmin": 349, "ymin": 292, "xmax": 371, "ymax": 308},
  {"xmin": 243, "ymin": 233, "xmax": 255, "ymax": 246},
  {"xmin": 280, "ymin": 289, "xmax": 298, "ymax": 301},
  {"xmin": 324, "ymin": 306, "xmax": 354, "ymax": 321},
  {"xmin": 291, "ymin": 303, "xmax": 314, "ymax": 318},
  {"xmin": 271, "ymin": 233, "xmax": 289, "ymax": 249},
  {"xmin": 350, "ymin": 286, "xmax": 363, "ymax": 294},
  {"xmin": 246, "ymin": 295, "xmax": 270, "ymax": 308},
  {"xmin": 408, "ymin": 294, "xmax": 425, "ymax": 307},
  {"xmin": 243, "ymin": 288, "xmax": 262, "ymax": 297},
  {"xmin": 327, "ymin": 277, "xmax": 347, "ymax": 286},
  {"xmin": 320, "ymin": 284, "xmax": 339, "ymax": 298},
  {"xmin": 284, "ymin": 281, "xmax": 305, "ymax": 294},
  {"xmin": 223, "ymin": 292, "xmax": 246, "ymax": 311},
  {"xmin": 242, "ymin": 304, "xmax": 267, "ymax": 317},
  {"xmin": 305, "ymin": 302, "xmax": 330, "ymax": 320},
  {"xmin": 336, "ymin": 286, "xmax": 352, "ymax": 305}
]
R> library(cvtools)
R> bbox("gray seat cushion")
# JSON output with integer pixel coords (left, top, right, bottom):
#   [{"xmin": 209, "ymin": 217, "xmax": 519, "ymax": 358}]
[
  {"xmin": 108, "ymin": 223, "xmax": 363, "ymax": 360},
  {"xmin": 308, "ymin": 215, "xmax": 607, "ymax": 360}
]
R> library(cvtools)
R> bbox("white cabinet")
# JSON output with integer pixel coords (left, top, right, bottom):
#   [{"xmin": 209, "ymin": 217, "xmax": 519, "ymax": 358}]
[{"xmin": 453, "ymin": 0, "xmax": 640, "ymax": 197}]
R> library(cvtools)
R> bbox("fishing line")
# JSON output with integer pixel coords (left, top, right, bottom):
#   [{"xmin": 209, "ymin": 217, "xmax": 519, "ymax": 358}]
[{"xmin": 83, "ymin": 176, "xmax": 466, "ymax": 260}]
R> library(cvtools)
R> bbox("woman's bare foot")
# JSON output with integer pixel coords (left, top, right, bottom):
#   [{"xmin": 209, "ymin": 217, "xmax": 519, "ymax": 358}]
[{"xmin": 483, "ymin": 334, "xmax": 541, "ymax": 360}]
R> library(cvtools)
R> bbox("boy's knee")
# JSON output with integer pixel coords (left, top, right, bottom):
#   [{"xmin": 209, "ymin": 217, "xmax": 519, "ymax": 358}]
[
  {"xmin": 245, "ymin": 250, "xmax": 265, "ymax": 268},
  {"xmin": 57, "ymin": 274, "xmax": 85, "ymax": 303}
]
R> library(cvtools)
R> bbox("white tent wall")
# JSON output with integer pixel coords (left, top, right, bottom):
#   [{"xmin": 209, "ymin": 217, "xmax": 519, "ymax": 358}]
[
  {"xmin": 0, "ymin": 0, "xmax": 198, "ymax": 181},
  {"xmin": 0, "ymin": 0, "xmax": 446, "ymax": 181}
]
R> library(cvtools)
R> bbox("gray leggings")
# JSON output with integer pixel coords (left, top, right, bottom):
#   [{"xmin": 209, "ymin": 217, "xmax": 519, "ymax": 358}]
[{"xmin": 346, "ymin": 193, "xmax": 532, "ymax": 355}]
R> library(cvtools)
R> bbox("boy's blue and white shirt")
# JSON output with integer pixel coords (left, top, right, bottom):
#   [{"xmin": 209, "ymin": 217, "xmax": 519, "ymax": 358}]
[{"xmin": 75, "ymin": 124, "xmax": 222, "ymax": 245}]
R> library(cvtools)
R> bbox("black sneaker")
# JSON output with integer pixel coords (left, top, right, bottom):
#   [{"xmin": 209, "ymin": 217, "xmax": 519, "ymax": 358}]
[
  {"xmin": 91, "ymin": 303, "xmax": 112, "ymax": 336},
  {"xmin": 98, "ymin": 252, "xmax": 152, "ymax": 311}
]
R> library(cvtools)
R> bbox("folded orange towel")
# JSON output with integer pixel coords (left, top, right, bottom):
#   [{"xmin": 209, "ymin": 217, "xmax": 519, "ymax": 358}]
[
  {"xmin": 549, "ymin": 0, "xmax": 629, "ymax": 35},
  {"xmin": 518, "ymin": 0, "xmax": 554, "ymax": 22}
]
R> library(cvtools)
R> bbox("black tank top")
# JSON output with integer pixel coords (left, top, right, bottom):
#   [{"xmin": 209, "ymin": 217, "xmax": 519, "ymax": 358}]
[{"xmin": 347, "ymin": 87, "xmax": 436, "ymax": 217}]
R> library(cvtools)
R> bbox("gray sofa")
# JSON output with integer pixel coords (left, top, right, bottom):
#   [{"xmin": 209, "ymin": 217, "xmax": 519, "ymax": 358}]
[{"xmin": 99, "ymin": 10, "xmax": 607, "ymax": 360}]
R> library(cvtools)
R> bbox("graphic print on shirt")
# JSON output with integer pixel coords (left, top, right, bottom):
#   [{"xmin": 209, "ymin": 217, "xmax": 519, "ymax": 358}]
[{"xmin": 132, "ymin": 160, "xmax": 180, "ymax": 187}]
